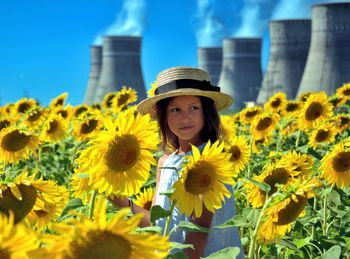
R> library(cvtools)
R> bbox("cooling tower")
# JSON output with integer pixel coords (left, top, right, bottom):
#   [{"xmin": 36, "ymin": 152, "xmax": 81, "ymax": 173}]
[
  {"xmin": 197, "ymin": 47, "xmax": 222, "ymax": 85},
  {"xmin": 94, "ymin": 36, "xmax": 147, "ymax": 103},
  {"xmin": 83, "ymin": 45, "xmax": 102, "ymax": 105},
  {"xmin": 297, "ymin": 3, "xmax": 350, "ymax": 96},
  {"xmin": 218, "ymin": 38, "xmax": 262, "ymax": 111},
  {"xmin": 256, "ymin": 20, "xmax": 311, "ymax": 104}
]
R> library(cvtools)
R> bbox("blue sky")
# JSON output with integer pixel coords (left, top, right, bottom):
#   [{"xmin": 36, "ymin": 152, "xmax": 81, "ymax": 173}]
[{"xmin": 0, "ymin": 0, "xmax": 341, "ymax": 106}]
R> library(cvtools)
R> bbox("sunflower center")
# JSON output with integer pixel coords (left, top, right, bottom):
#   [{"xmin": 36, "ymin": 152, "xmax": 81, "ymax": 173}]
[
  {"xmin": 276, "ymin": 195, "xmax": 308, "ymax": 225},
  {"xmin": 229, "ymin": 145, "xmax": 241, "ymax": 161},
  {"xmin": 106, "ymin": 95, "xmax": 115, "ymax": 108},
  {"xmin": 271, "ymin": 98, "xmax": 281, "ymax": 108},
  {"xmin": 332, "ymin": 152, "xmax": 350, "ymax": 172},
  {"xmin": 70, "ymin": 231, "xmax": 131, "ymax": 259},
  {"xmin": 315, "ymin": 129, "xmax": 329, "ymax": 142},
  {"xmin": 75, "ymin": 107, "xmax": 88, "ymax": 117},
  {"xmin": 185, "ymin": 161, "xmax": 214, "ymax": 194},
  {"xmin": 246, "ymin": 110, "xmax": 258, "ymax": 118},
  {"xmin": 18, "ymin": 102, "xmax": 31, "ymax": 113},
  {"xmin": 0, "ymin": 249, "xmax": 10, "ymax": 259},
  {"xmin": 0, "ymin": 184, "xmax": 37, "ymax": 224},
  {"xmin": 1, "ymin": 130, "xmax": 30, "ymax": 152},
  {"xmin": 143, "ymin": 201, "xmax": 152, "ymax": 211},
  {"xmin": 286, "ymin": 103, "xmax": 298, "ymax": 112},
  {"xmin": 34, "ymin": 209, "xmax": 49, "ymax": 217},
  {"xmin": 81, "ymin": 119, "xmax": 98, "ymax": 134},
  {"xmin": 343, "ymin": 89, "xmax": 350, "ymax": 96},
  {"xmin": 305, "ymin": 102, "xmax": 323, "ymax": 121},
  {"xmin": 264, "ymin": 168, "xmax": 289, "ymax": 195},
  {"xmin": 55, "ymin": 98, "xmax": 64, "ymax": 106},
  {"xmin": 28, "ymin": 109, "xmax": 42, "ymax": 122},
  {"xmin": 47, "ymin": 120, "xmax": 58, "ymax": 134},
  {"xmin": 340, "ymin": 117, "xmax": 350, "ymax": 127},
  {"xmin": 0, "ymin": 119, "xmax": 10, "ymax": 131},
  {"xmin": 256, "ymin": 117, "xmax": 272, "ymax": 131},
  {"xmin": 105, "ymin": 135, "xmax": 140, "ymax": 172},
  {"xmin": 57, "ymin": 110, "xmax": 68, "ymax": 118},
  {"xmin": 117, "ymin": 93, "xmax": 130, "ymax": 107}
]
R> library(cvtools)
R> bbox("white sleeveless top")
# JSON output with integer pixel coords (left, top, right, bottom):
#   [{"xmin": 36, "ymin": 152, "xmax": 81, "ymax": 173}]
[{"xmin": 154, "ymin": 144, "xmax": 244, "ymax": 258}]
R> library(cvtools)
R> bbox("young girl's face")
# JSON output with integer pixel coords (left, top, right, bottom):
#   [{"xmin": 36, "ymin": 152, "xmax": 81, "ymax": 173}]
[{"xmin": 166, "ymin": 95, "xmax": 205, "ymax": 146}]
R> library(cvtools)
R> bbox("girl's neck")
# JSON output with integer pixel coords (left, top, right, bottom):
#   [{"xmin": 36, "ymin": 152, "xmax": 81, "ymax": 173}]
[{"xmin": 177, "ymin": 139, "xmax": 205, "ymax": 154}]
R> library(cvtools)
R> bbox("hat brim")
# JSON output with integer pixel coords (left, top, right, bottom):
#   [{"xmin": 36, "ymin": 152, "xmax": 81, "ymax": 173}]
[{"xmin": 137, "ymin": 88, "xmax": 233, "ymax": 117}]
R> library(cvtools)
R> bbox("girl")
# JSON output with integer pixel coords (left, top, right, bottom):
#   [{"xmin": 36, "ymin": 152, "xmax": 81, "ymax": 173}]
[{"xmin": 113, "ymin": 66, "xmax": 243, "ymax": 258}]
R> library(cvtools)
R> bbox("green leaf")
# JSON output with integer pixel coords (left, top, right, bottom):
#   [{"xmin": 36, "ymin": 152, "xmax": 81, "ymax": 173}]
[
  {"xmin": 150, "ymin": 205, "xmax": 171, "ymax": 223},
  {"xmin": 244, "ymin": 177, "xmax": 271, "ymax": 193},
  {"xmin": 136, "ymin": 226, "xmax": 162, "ymax": 234},
  {"xmin": 159, "ymin": 189, "xmax": 174, "ymax": 197},
  {"xmin": 170, "ymin": 242, "xmax": 194, "ymax": 251},
  {"xmin": 307, "ymin": 147, "xmax": 323, "ymax": 160},
  {"xmin": 214, "ymin": 215, "xmax": 248, "ymax": 229},
  {"xmin": 318, "ymin": 245, "xmax": 341, "ymax": 259},
  {"xmin": 177, "ymin": 221, "xmax": 210, "ymax": 233},
  {"xmin": 293, "ymin": 237, "xmax": 311, "ymax": 249},
  {"xmin": 166, "ymin": 251, "xmax": 189, "ymax": 259},
  {"xmin": 60, "ymin": 198, "xmax": 84, "ymax": 218},
  {"xmin": 201, "ymin": 247, "xmax": 241, "ymax": 259},
  {"xmin": 279, "ymin": 239, "xmax": 298, "ymax": 251}
]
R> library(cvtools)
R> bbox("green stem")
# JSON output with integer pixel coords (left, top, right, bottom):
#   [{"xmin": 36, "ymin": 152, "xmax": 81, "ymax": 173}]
[
  {"xmin": 163, "ymin": 200, "xmax": 176, "ymax": 237},
  {"xmin": 295, "ymin": 129, "xmax": 301, "ymax": 148},
  {"xmin": 88, "ymin": 190, "xmax": 98, "ymax": 219},
  {"xmin": 248, "ymin": 196, "xmax": 272, "ymax": 259},
  {"xmin": 311, "ymin": 197, "xmax": 317, "ymax": 241},
  {"xmin": 323, "ymin": 194, "xmax": 328, "ymax": 236}
]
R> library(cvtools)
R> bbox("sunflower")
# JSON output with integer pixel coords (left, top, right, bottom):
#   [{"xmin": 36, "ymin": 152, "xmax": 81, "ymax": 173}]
[
  {"xmin": 264, "ymin": 92, "xmax": 287, "ymax": 113},
  {"xmin": 49, "ymin": 92, "xmax": 68, "ymax": 110},
  {"xmin": 298, "ymin": 91, "xmax": 333, "ymax": 130},
  {"xmin": 0, "ymin": 126, "xmax": 40, "ymax": 164},
  {"xmin": 308, "ymin": 123, "xmax": 337, "ymax": 149},
  {"xmin": 257, "ymin": 179, "xmax": 320, "ymax": 243},
  {"xmin": 112, "ymin": 86, "xmax": 138, "ymax": 113},
  {"xmin": 251, "ymin": 136, "xmax": 270, "ymax": 154},
  {"xmin": 72, "ymin": 114, "xmax": 103, "ymax": 142},
  {"xmin": 298, "ymin": 91, "xmax": 312, "ymax": 102},
  {"xmin": 26, "ymin": 182, "xmax": 68, "ymax": 228},
  {"xmin": 320, "ymin": 142, "xmax": 350, "ymax": 188},
  {"xmin": 281, "ymin": 100, "xmax": 301, "ymax": 117},
  {"xmin": 0, "ymin": 117, "xmax": 11, "ymax": 132},
  {"xmin": 245, "ymin": 161, "xmax": 297, "ymax": 208},
  {"xmin": 171, "ymin": 140, "xmax": 237, "ymax": 218},
  {"xmin": 224, "ymin": 135, "xmax": 250, "ymax": 174},
  {"xmin": 336, "ymin": 82, "xmax": 350, "ymax": 101},
  {"xmin": 70, "ymin": 172, "xmax": 92, "ymax": 203},
  {"xmin": 329, "ymin": 95, "xmax": 346, "ymax": 110},
  {"xmin": 102, "ymin": 92, "xmax": 117, "ymax": 109},
  {"xmin": 0, "ymin": 212, "xmax": 38, "ymax": 258},
  {"xmin": 77, "ymin": 112, "xmax": 160, "ymax": 196},
  {"xmin": 73, "ymin": 104, "xmax": 90, "ymax": 119},
  {"xmin": 280, "ymin": 118, "xmax": 298, "ymax": 137},
  {"xmin": 251, "ymin": 112, "xmax": 280, "ymax": 139},
  {"xmin": 24, "ymin": 106, "xmax": 48, "ymax": 131},
  {"xmin": 239, "ymin": 106, "xmax": 263, "ymax": 125},
  {"xmin": 279, "ymin": 151, "xmax": 314, "ymax": 179},
  {"xmin": 40, "ymin": 114, "xmax": 68, "ymax": 143},
  {"xmin": 14, "ymin": 98, "xmax": 38, "ymax": 115},
  {"xmin": 54, "ymin": 104, "xmax": 73, "ymax": 121},
  {"xmin": 133, "ymin": 187, "xmax": 154, "ymax": 211},
  {"xmin": 333, "ymin": 114, "xmax": 350, "ymax": 133},
  {"xmin": 147, "ymin": 81, "xmax": 157, "ymax": 97},
  {"xmin": 219, "ymin": 114, "xmax": 236, "ymax": 141},
  {"xmin": 43, "ymin": 197, "xmax": 170, "ymax": 259}
]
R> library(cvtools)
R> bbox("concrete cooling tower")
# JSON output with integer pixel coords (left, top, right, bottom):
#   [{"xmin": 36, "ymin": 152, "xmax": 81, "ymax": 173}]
[
  {"xmin": 83, "ymin": 45, "xmax": 102, "ymax": 105},
  {"xmin": 197, "ymin": 47, "xmax": 222, "ymax": 85},
  {"xmin": 297, "ymin": 2, "xmax": 350, "ymax": 96},
  {"xmin": 218, "ymin": 38, "xmax": 262, "ymax": 111},
  {"xmin": 94, "ymin": 36, "xmax": 147, "ymax": 103},
  {"xmin": 257, "ymin": 19, "xmax": 311, "ymax": 104}
]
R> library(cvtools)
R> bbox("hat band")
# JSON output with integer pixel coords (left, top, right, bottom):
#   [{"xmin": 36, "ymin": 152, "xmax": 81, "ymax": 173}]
[{"xmin": 155, "ymin": 79, "xmax": 220, "ymax": 95}]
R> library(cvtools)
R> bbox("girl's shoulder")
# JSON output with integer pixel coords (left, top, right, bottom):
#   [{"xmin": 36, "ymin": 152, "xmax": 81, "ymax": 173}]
[{"xmin": 157, "ymin": 154, "xmax": 170, "ymax": 168}]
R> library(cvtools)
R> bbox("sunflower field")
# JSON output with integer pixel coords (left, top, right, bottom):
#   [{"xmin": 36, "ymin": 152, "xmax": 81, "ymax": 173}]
[{"xmin": 0, "ymin": 83, "xmax": 350, "ymax": 258}]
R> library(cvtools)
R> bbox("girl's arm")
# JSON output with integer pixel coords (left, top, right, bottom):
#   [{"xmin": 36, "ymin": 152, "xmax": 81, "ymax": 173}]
[
  {"xmin": 109, "ymin": 154, "xmax": 169, "ymax": 227},
  {"xmin": 184, "ymin": 206, "xmax": 214, "ymax": 259}
]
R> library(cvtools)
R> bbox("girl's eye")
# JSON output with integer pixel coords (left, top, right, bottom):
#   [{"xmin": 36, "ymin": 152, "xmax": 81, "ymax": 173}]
[
  {"xmin": 171, "ymin": 107, "xmax": 180, "ymax": 112},
  {"xmin": 191, "ymin": 106, "xmax": 200, "ymax": 110}
]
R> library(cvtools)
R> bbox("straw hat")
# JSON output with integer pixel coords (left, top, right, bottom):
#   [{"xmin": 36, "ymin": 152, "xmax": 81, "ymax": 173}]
[{"xmin": 137, "ymin": 66, "xmax": 233, "ymax": 116}]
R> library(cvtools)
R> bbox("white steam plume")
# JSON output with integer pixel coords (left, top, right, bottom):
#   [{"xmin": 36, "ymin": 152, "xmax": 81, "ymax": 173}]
[
  {"xmin": 94, "ymin": 0, "xmax": 146, "ymax": 45},
  {"xmin": 192, "ymin": 0, "xmax": 239, "ymax": 47}
]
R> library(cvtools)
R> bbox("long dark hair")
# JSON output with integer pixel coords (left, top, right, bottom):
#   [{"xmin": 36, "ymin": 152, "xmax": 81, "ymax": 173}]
[{"xmin": 155, "ymin": 96, "xmax": 221, "ymax": 151}]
